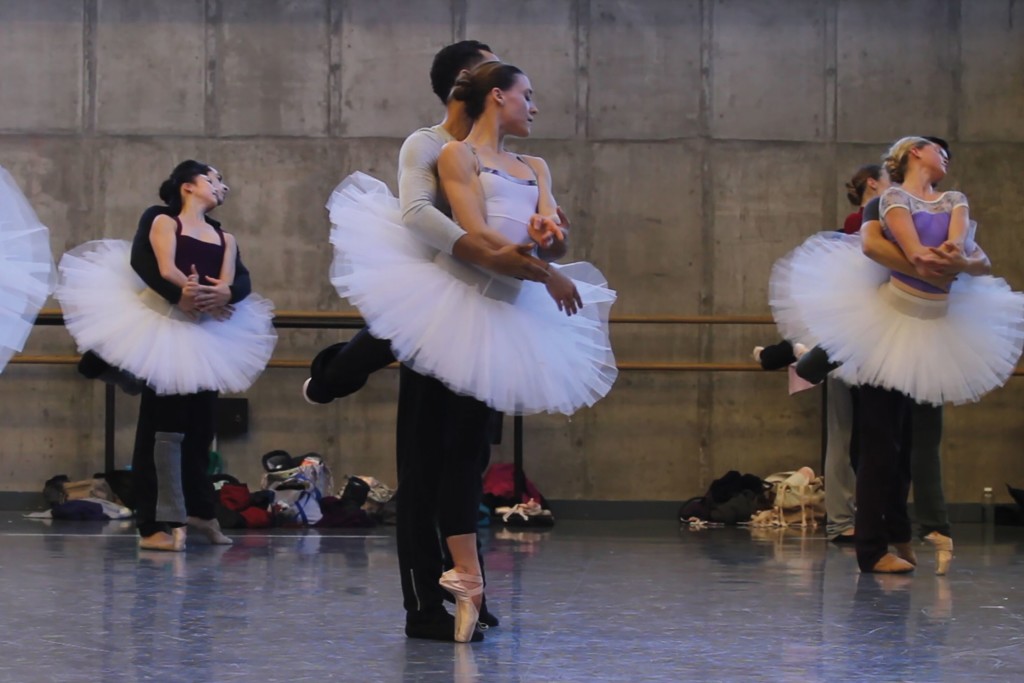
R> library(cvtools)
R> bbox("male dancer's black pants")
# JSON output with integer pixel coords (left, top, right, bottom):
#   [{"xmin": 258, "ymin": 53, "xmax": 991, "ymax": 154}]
[
  {"xmin": 315, "ymin": 328, "xmax": 494, "ymax": 613},
  {"xmin": 318, "ymin": 328, "xmax": 397, "ymax": 397},
  {"xmin": 909, "ymin": 402, "xmax": 950, "ymax": 538},
  {"xmin": 132, "ymin": 388, "xmax": 218, "ymax": 537},
  {"xmin": 854, "ymin": 385, "xmax": 913, "ymax": 570},
  {"xmin": 395, "ymin": 365, "xmax": 490, "ymax": 614}
]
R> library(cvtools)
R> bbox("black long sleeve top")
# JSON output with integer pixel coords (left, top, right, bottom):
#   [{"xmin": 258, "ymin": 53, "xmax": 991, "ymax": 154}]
[{"xmin": 130, "ymin": 205, "xmax": 252, "ymax": 305}]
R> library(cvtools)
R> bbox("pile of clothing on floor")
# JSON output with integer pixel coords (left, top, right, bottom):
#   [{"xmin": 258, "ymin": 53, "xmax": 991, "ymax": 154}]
[
  {"xmin": 33, "ymin": 473, "xmax": 133, "ymax": 520},
  {"xmin": 678, "ymin": 468, "xmax": 825, "ymax": 529},
  {"xmin": 214, "ymin": 451, "xmax": 394, "ymax": 529},
  {"xmin": 32, "ymin": 452, "xmax": 397, "ymax": 529}
]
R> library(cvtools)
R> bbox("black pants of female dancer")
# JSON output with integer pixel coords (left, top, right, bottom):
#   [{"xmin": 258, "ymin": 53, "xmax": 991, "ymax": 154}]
[
  {"xmin": 855, "ymin": 384, "xmax": 914, "ymax": 571},
  {"xmin": 132, "ymin": 388, "xmax": 218, "ymax": 538}
]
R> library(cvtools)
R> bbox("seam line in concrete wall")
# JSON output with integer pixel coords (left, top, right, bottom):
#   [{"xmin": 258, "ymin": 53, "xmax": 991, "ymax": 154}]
[
  {"xmin": 82, "ymin": 0, "xmax": 97, "ymax": 134},
  {"xmin": 574, "ymin": 0, "xmax": 589, "ymax": 141},
  {"xmin": 696, "ymin": 0, "xmax": 715, "ymax": 491},
  {"xmin": 204, "ymin": 0, "xmax": 221, "ymax": 137},
  {"xmin": 328, "ymin": 0, "xmax": 342, "ymax": 138},
  {"xmin": 949, "ymin": 0, "xmax": 963, "ymax": 141}
]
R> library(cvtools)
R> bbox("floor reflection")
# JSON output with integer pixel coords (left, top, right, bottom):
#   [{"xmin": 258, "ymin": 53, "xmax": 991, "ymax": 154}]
[{"xmin": 0, "ymin": 516, "xmax": 1021, "ymax": 681}]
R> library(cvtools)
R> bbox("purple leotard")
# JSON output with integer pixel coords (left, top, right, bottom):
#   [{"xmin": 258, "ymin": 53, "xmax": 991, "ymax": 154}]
[
  {"xmin": 172, "ymin": 216, "xmax": 224, "ymax": 284},
  {"xmin": 879, "ymin": 187, "xmax": 969, "ymax": 294}
]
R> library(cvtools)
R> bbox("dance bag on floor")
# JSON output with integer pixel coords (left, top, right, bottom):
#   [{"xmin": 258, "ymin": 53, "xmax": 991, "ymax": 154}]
[{"xmin": 677, "ymin": 470, "xmax": 769, "ymax": 524}]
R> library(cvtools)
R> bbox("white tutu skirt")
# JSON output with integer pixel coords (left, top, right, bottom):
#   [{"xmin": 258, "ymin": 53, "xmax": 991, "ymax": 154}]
[
  {"xmin": 56, "ymin": 240, "xmax": 277, "ymax": 395},
  {"xmin": 327, "ymin": 172, "xmax": 618, "ymax": 415},
  {"xmin": 0, "ymin": 167, "xmax": 54, "ymax": 372},
  {"xmin": 770, "ymin": 231, "xmax": 1024, "ymax": 405}
]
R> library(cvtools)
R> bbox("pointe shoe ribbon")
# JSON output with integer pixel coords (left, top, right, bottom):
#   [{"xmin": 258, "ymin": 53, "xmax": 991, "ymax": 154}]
[
  {"xmin": 439, "ymin": 570, "xmax": 484, "ymax": 643},
  {"xmin": 496, "ymin": 499, "xmax": 550, "ymax": 523}
]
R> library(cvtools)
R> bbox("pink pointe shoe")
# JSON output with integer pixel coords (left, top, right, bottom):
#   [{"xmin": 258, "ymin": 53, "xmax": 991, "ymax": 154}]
[
  {"xmin": 439, "ymin": 570, "xmax": 484, "ymax": 643},
  {"xmin": 924, "ymin": 531, "xmax": 954, "ymax": 576}
]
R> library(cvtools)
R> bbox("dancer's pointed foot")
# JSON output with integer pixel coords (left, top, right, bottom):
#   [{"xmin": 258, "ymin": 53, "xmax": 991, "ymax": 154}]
[
  {"xmin": 924, "ymin": 531, "xmax": 953, "ymax": 576},
  {"xmin": 439, "ymin": 570, "xmax": 485, "ymax": 643},
  {"xmin": 868, "ymin": 553, "xmax": 915, "ymax": 574},
  {"xmin": 172, "ymin": 526, "xmax": 187, "ymax": 551}
]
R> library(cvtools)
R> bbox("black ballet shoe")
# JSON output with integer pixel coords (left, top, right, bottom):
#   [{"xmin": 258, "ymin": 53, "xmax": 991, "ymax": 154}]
[
  {"xmin": 77, "ymin": 350, "xmax": 146, "ymax": 395},
  {"xmin": 794, "ymin": 345, "xmax": 841, "ymax": 384},
  {"xmin": 830, "ymin": 531, "xmax": 856, "ymax": 545},
  {"xmin": 302, "ymin": 377, "xmax": 334, "ymax": 405},
  {"xmin": 757, "ymin": 340, "xmax": 797, "ymax": 371},
  {"xmin": 308, "ymin": 342, "xmax": 371, "ymax": 400},
  {"xmin": 478, "ymin": 602, "xmax": 500, "ymax": 629}
]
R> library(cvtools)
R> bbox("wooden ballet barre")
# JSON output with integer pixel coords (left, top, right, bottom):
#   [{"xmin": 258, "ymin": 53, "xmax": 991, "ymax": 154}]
[
  {"xmin": 34, "ymin": 309, "xmax": 777, "ymax": 327},
  {"xmin": 9, "ymin": 354, "xmax": 1024, "ymax": 376}
]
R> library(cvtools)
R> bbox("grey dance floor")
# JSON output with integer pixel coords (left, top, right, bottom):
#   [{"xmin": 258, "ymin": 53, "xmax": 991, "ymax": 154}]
[{"xmin": 1, "ymin": 514, "xmax": 1022, "ymax": 682}]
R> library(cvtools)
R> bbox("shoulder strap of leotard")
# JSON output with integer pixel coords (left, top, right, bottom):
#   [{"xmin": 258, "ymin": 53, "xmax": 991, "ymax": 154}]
[
  {"xmin": 462, "ymin": 142, "xmax": 482, "ymax": 174},
  {"xmin": 514, "ymin": 154, "xmax": 539, "ymax": 182}
]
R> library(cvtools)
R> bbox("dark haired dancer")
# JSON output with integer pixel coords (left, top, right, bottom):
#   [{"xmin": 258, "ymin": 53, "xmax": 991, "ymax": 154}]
[
  {"xmin": 57, "ymin": 161, "xmax": 276, "ymax": 551},
  {"xmin": 842, "ymin": 164, "xmax": 890, "ymax": 235}
]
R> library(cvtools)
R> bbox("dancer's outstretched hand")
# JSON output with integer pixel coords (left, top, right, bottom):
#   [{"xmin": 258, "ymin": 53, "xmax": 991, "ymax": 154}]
[{"xmin": 545, "ymin": 270, "xmax": 582, "ymax": 316}]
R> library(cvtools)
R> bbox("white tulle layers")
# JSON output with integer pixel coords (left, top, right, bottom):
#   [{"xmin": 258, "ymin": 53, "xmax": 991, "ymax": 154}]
[
  {"xmin": 0, "ymin": 167, "xmax": 54, "ymax": 372},
  {"xmin": 770, "ymin": 231, "xmax": 1024, "ymax": 405},
  {"xmin": 56, "ymin": 240, "xmax": 277, "ymax": 395},
  {"xmin": 327, "ymin": 172, "xmax": 617, "ymax": 415}
]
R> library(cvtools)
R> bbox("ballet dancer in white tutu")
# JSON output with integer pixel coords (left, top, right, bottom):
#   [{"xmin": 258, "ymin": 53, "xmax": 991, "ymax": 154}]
[
  {"xmin": 0, "ymin": 166, "xmax": 54, "ymax": 373},
  {"xmin": 771, "ymin": 137, "xmax": 1023, "ymax": 408},
  {"xmin": 56, "ymin": 161, "xmax": 276, "ymax": 551},
  {"xmin": 328, "ymin": 61, "xmax": 616, "ymax": 640},
  {"xmin": 770, "ymin": 136, "xmax": 1024, "ymax": 572},
  {"xmin": 328, "ymin": 62, "xmax": 617, "ymax": 418}
]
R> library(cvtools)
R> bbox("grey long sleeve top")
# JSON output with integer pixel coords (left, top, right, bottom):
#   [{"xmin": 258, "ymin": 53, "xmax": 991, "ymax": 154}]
[{"xmin": 397, "ymin": 125, "xmax": 465, "ymax": 254}]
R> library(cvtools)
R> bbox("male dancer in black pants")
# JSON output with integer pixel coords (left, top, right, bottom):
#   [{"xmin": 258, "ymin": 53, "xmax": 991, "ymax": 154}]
[{"xmin": 306, "ymin": 42, "xmax": 552, "ymax": 642}]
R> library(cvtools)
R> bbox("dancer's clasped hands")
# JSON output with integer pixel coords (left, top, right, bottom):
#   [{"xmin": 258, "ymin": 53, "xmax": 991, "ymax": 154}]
[{"xmin": 183, "ymin": 264, "xmax": 234, "ymax": 321}]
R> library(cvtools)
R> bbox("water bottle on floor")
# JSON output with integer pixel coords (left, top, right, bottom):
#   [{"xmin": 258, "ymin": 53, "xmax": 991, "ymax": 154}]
[{"xmin": 983, "ymin": 486, "xmax": 995, "ymax": 546}]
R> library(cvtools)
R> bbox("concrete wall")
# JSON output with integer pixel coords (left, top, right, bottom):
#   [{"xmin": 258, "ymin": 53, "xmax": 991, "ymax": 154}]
[{"xmin": 2, "ymin": 0, "xmax": 1023, "ymax": 506}]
